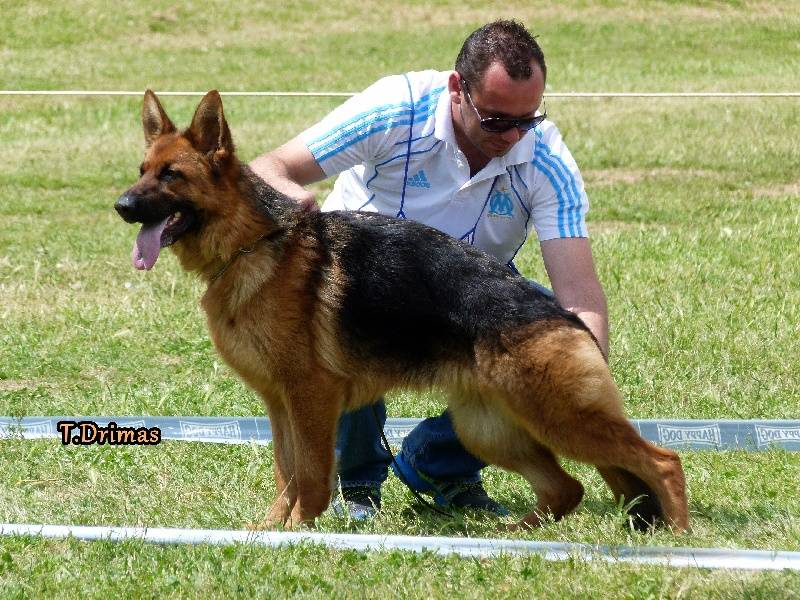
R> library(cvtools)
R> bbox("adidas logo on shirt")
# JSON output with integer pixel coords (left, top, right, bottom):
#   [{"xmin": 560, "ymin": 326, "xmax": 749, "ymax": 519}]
[{"xmin": 406, "ymin": 170, "xmax": 431, "ymax": 189}]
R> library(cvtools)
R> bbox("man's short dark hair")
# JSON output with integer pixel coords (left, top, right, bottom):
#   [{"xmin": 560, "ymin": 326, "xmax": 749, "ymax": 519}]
[{"xmin": 455, "ymin": 20, "xmax": 547, "ymax": 90}]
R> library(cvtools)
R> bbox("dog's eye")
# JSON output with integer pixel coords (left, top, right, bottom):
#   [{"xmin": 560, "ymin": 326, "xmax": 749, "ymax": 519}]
[{"xmin": 160, "ymin": 167, "xmax": 183, "ymax": 182}]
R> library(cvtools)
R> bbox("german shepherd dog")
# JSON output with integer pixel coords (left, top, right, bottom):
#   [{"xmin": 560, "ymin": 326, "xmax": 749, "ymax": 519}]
[{"xmin": 115, "ymin": 90, "xmax": 689, "ymax": 532}]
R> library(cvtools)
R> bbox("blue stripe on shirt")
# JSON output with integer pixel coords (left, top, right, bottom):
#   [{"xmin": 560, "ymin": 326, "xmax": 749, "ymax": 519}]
[
  {"xmin": 532, "ymin": 155, "xmax": 571, "ymax": 238},
  {"xmin": 306, "ymin": 102, "xmax": 408, "ymax": 147},
  {"xmin": 314, "ymin": 119, "xmax": 415, "ymax": 162},
  {"xmin": 308, "ymin": 86, "xmax": 444, "ymax": 156},
  {"xmin": 513, "ymin": 164, "xmax": 529, "ymax": 191},
  {"xmin": 365, "ymin": 139, "xmax": 442, "ymax": 190},
  {"xmin": 534, "ymin": 148, "xmax": 578, "ymax": 237},
  {"xmin": 313, "ymin": 100, "xmax": 440, "ymax": 163},
  {"xmin": 532, "ymin": 129, "xmax": 585, "ymax": 237},
  {"xmin": 310, "ymin": 105, "xmax": 413, "ymax": 155},
  {"xmin": 306, "ymin": 85, "xmax": 443, "ymax": 147},
  {"xmin": 460, "ymin": 176, "xmax": 499, "ymax": 245},
  {"xmin": 396, "ymin": 74, "xmax": 416, "ymax": 220},
  {"xmin": 540, "ymin": 144, "xmax": 585, "ymax": 237},
  {"xmin": 506, "ymin": 167, "xmax": 532, "ymax": 264},
  {"xmin": 313, "ymin": 96, "xmax": 439, "ymax": 156},
  {"xmin": 393, "ymin": 131, "xmax": 436, "ymax": 146}
]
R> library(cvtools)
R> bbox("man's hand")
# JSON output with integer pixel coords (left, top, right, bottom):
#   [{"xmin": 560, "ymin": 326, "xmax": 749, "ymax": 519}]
[
  {"xmin": 294, "ymin": 191, "xmax": 320, "ymax": 213},
  {"xmin": 249, "ymin": 137, "xmax": 325, "ymax": 212},
  {"xmin": 540, "ymin": 237, "xmax": 609, "ymax": 359}
]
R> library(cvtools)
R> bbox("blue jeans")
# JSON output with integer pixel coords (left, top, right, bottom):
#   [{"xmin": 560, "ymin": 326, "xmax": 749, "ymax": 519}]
[{"xmin": 336, "ymin": 279, "xmax": 555, "ymax": 489}]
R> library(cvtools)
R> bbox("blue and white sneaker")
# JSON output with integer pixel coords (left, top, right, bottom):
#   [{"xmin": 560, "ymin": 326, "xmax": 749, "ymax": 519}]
[
  {"xmin": 390, "ymin": 453, "xmax": 509, "ymax": 517},
  {"xmin": 331, "ymin": 486, "xmax": 381, "ymax": 521}
]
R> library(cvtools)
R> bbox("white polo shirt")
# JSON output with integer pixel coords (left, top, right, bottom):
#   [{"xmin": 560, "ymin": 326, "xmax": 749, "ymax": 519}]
[{"xmin": 300, "ymin": 70, "xmax": 589, "ymax": 267}]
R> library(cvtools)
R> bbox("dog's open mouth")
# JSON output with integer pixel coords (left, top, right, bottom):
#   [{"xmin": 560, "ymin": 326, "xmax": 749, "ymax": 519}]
[{"xmin": 132, "ymin": 211, "xmax": 191, "ymax": 270}]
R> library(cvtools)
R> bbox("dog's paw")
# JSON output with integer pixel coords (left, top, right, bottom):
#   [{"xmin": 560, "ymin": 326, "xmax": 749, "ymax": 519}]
[{"xmin": 247, "ymin": 515, "xmax": 290, "ymax": 531}]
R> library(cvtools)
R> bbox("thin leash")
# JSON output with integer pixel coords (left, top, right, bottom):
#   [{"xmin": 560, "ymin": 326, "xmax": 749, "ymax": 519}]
[
  {"xmin": 372, "ymin": 79, "xmax": 451, "ymax": 518},
  {"xmin": 370, "ymin": 405, "xmax": 454, "ymax": 518}
]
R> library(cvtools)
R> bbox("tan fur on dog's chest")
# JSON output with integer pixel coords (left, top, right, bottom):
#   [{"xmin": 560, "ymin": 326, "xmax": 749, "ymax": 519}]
[{"xmin": 200, "ymin": 243, "xmax": 336, "ymax": 395}]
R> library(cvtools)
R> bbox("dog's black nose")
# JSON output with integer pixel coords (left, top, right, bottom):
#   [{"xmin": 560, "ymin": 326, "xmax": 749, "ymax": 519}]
[{"xmin": 115, "ymin": 194, "xmax": 138, "ymax": 223}]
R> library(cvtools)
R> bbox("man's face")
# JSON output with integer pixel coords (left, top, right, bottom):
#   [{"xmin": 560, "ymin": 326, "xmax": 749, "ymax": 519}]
[{"xmin": 451, "ymin": 61, "xmax": 546, "ymax": 159}]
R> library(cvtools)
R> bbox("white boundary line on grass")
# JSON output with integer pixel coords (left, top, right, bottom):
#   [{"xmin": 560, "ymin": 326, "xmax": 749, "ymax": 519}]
[
  {"xmin": 2, "ymin": 523, "xmax": 799, "ymax": 571},
  {"xmin": 2, "ymin": 90, "xmax": 800, "ymax": 98}
]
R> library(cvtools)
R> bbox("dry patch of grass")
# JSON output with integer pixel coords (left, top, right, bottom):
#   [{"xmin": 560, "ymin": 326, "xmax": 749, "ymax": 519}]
[
  {"xmin": 587, "ymin": 220, "xmax": 644, "ymax": 235},
  {"xmin": 752, "ymin": 179, "xmax": 800, "ymax": 198},
  {"xmin": 0, "ymin": 379, "xmax": 54, "ymax": 393},
  {"xmin": 584, "ymin": 168, "xmax": 720, "ymax": 188},
  {"xmin": 10, "ymin": 1, "xmax": 800, "ymax": 59},
  {"xmin": 135, "ymin": 1, "xmax": 800, "ymax": 52}
]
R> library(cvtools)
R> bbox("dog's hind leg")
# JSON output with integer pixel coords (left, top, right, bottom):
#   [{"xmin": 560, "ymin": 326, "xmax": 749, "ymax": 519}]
[
  {"xmin": 448, "ymin": 393, "xmax": 584, "ymax": 528},
  {"xmin": 570, "ymin": 425, "xmax": 688, "ymax": 532},
  {"xmin": 596, "ymin": 466, "xmax": 664, "ymax": 531},
  {"xmin": 478, "ymin": 325, "xmax": 689, "ymax": 531},
  {"xmin": 512, "ymin": 447, "xmax": 585, "ymax": 530}
]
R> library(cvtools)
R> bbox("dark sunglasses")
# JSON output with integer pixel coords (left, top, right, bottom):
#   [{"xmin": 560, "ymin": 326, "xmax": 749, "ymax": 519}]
[{"xmin": 461, "ymin": 80, "xmax": 546, "ymax": 133}]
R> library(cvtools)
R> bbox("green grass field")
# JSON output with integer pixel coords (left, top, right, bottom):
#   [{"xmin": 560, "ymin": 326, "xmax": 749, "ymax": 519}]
[{"xmin": 2, "ymin": 0, "xmax": 799, "ymax": 596}]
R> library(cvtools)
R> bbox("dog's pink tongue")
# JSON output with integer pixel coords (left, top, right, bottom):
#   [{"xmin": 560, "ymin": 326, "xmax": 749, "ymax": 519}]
[{"xmin": 132, "ymin": 216, "xmax": 170, "ymax": 270}]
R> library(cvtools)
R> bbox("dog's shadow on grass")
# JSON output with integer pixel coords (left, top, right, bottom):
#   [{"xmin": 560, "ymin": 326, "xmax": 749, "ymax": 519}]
[
  {"xmin": 332, "ymin": 495, "xmax": 780, "ymax": 539},
  {"xmin": 321, "ymin": 494, "xmax": 630, "ymax": 537},
  {"xmin": 688, "ymin": 500, "xmax": 791, "ymax": 529},
  {"xmin": 312, "ymin": 483, "xmax": 780, "ymax": 538}
]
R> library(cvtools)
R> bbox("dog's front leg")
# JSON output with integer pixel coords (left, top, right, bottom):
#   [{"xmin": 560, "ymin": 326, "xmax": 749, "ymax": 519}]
[
  {"xmin": 283, "ymin": 383, "xmax": 343, "ymax": 527},
  {"xmin": 252, "ymin": 399, "xmax": 298, "ymax": 530}
]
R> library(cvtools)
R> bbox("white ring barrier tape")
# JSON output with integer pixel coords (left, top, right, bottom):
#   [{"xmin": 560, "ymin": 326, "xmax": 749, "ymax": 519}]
[
  {"xmin": 2, "ymin": 416, "xmax": 799, "ymax": 451},
  {"xmin": 1, "ymin": 524, "xmax": 798, "ymax": 571},
  {"xmin": 2, "ymin": 90, "xmax": 800, "ymax": 98}
]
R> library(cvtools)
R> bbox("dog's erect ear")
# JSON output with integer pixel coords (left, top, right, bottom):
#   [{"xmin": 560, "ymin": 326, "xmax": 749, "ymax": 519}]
[
  {"xmin": 187, "ymin": 90, "xmax": 235, "ymax": 164},
  {"xmin": 142, "ymin": 90, "xmax": 176, "ymax": 149}
]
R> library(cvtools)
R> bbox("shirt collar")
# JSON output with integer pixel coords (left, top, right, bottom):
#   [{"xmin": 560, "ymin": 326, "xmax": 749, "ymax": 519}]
[{"xmin": 433, "ymin": 77, "xmax": 456, "ymax": 144}]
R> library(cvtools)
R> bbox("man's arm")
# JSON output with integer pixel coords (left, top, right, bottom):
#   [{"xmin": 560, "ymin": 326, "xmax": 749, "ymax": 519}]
[
  {"xmin": 249, "ymin": 136, "xmax": 326, "ymax": 211},
  {"xmin": 540, "ymin": 237, "xmax": 609, "ymax": 359}
]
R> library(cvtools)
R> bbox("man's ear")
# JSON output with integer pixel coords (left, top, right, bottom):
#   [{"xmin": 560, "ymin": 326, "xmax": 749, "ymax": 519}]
[
  {"xmin": 186, "ymin": 90, "xmax": 235, "ymax": 164},
  {"xmin": 142, "ymin": 89, "xmax": 176, "ymax": 149},
  {"xmin": 448, "ymin": 72, "xmax": 464, "ymax": 105}
]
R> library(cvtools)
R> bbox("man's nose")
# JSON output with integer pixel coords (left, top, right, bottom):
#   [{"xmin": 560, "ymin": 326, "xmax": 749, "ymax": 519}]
[{"xmin": 501, "ymin": 127, "xmax": 522, "ymax": 144}]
